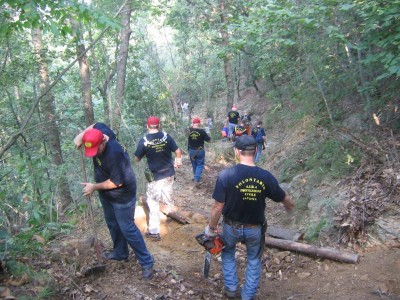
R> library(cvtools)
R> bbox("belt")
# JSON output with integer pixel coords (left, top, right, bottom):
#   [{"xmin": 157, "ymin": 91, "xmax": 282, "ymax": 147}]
[
  {"xmin": 224, "ymin": 217, "xmax": 260, "ymax": 228},
  {"xmin": 189, "ymin": 146, "xmax": 203, "ymax": 150}
]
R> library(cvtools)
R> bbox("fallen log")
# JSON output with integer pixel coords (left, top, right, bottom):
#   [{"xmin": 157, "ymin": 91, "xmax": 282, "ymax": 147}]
[
  {"xmin": 265, "ymin": 237, "xmax": 359, "ymax": 264},
  {"xmin": 159, "ymin": 203, "xmax": 190, "ymax": 224}
]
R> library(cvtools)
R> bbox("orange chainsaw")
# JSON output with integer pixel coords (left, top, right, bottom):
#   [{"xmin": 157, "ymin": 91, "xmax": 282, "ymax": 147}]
[{"xmin": 195, "ymin": 233, "xmax": 224, "ymax": 278}]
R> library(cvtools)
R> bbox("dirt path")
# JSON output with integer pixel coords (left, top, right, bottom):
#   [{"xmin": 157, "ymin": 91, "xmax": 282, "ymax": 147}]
[
  {"xmin": 71, "ymin": 148, "xmax": 400, "ymax": 300},
  {"xmin": 4, "ymin": 142, "xmax": 398, "ymax": 299}
]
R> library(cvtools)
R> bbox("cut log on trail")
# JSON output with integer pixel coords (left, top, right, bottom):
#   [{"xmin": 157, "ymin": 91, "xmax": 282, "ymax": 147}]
[
  {"xmin": 160, "ymin": 206, "xmax": 190, "ymax": 225},
  {"xmin": 265, "ymin": 237, "xmax": 360, "ymax": 264}
]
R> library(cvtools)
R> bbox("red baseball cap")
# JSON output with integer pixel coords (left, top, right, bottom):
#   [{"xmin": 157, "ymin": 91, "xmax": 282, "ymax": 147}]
[
  {"xmin": 192, "ymin": 117, "xmax": 201, "ymax": 124},
  {"xmin": 82, "ymin": 129, "xmax": 104, "ymax": 157},
  {"xmin": 147, "ymin": 116, "xmax": 160, "ymax": 126}
]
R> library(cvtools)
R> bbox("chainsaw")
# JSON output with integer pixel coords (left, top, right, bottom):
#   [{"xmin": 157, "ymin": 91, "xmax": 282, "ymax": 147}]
[{"xmin": 195, "ymin": 233, "xmax": 224, "ymax": 278}]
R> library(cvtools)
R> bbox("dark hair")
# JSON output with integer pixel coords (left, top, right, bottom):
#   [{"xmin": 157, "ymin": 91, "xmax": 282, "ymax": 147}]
[
  {"xmin": 257, "ymin": 121, "xmax": 263, "ymax": 126},
  {"xmin": 238, "ymin": 149, "xmax": 256, "ymax": 156}
]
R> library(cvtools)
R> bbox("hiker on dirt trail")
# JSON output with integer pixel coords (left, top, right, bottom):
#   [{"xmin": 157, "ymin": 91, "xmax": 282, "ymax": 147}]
[
  {"xmin": 134, "ymin": 116, "xmax": 182, "ymax": 241},
  {"xmin": 205, "ymin": 135, "xmax": 294, "ymax": 300},
  {"xmin": 226, "ymin": 105, "xmax": 240, "ymax": 142},
  {"xmin": 188, "ymin": 117, "xmax": 211, "ymax": 188},
  {"xmin": 74, "ymin": 122, "xmax": 154, "ymax": 279},
  {"xmin": 241, "ymin": 111, "xmax": 252, "ymax": 135},
  {"xmin": 251, "ymin": 121, "xmax": 267, "ymax": 163},
  {"xmin": 233, "ymin": 120, "xmax": 248, "ymax": 140}
]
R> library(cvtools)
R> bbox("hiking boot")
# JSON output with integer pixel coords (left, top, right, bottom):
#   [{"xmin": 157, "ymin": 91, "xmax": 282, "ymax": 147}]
[
  {"xmin": 142, "ymin": 266, "xmax": 154, "ymax": 279},
  {"xmin": 145, "ymin": 232, "xmax": 161, "ymax": 241},
  {"xmin": 101, "ymin": 251, "xmax": 129, "ymax": 262},
  {"xmin": 224, "ymin": 288, "xmax": 238, "ymax": 299},
  {"xmin": 194, "ymin": 182, "xmax": 201, "ymax": 189}
]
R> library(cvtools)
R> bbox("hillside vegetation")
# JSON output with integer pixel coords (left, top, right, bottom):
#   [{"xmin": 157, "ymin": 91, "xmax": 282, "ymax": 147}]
[{"xmin": 0, "ymin": 0, "xmax": 399, "ymax": 298}]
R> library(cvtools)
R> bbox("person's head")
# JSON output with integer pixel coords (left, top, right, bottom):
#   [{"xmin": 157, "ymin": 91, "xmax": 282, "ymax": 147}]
[
  {"xmin": 257, "ymin": 121, "xmax": 262, "ymax": 127},
  {"xmin": 232, "ymin": 105, "xmax": 238, "ymax": 111},
  {"xmin": 147, "ymin": 116, "xmax": 160, "ymax": 130},
  {"xmin": 82, "ymin": 129, "xmax": 106, "ymax": 157},
  {"xmin": 234, "ymin": 135, "xmax": 257, "ymax": 157},
  {"xmin": 192, "ymin": 117, "xmax": 201, "ymax": 127}
]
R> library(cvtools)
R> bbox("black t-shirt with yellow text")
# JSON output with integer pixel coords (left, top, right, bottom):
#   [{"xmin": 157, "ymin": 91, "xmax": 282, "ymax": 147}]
[
  {"xmin": 227, "ymin": 110, "xmax": 240, "ymax": 124},
  {"xmin": 188, "ymin": 128, "xmax": 210, "ymax": 149},
  {"xmin": 212, "ymin": 164, "xmax": 285, "ymax": 224}
]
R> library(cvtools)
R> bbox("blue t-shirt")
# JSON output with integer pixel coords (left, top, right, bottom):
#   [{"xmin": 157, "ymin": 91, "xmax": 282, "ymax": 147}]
[
  {"xmin": 92, "ymin": 123, "xmax": 136, "ymax": 204},
  {"xmin": 212, "ymin": 164, "xmax": 285, "ymax": 225},
  {"xmin": 135, "ymin": 131, "xmax": 179, "ymax": 181}
]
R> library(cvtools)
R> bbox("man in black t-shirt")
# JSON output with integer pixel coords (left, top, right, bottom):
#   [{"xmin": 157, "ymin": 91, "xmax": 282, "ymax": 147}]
[
  {"xmin": 74, "ymin": 122, "xmax": 154, "ymax": 279},
  {"xmin": 205, "ymin": 135, "xmax": 294, "ymax": 299},
  {"xmin": 226, "ymin": 105, "xmax": 240, "ymax": 141},
  {"xmin": 188, "ymin": 117, "xmax": 211, "ymax": 188},
  {"xmin": 135, "ymin": 116, "xmax": 182, "ymax": 240}
]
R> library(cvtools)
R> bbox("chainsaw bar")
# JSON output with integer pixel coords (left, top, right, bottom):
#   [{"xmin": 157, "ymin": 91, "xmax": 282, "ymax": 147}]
[{"xmin": 203, "ymin": 251, "xmax": 212, "ymax": 278}]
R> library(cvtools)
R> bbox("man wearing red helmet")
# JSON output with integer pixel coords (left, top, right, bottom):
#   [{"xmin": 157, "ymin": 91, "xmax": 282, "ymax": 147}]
[
  {"xmin": 135, "ymin": 116, "xmax": 182, "ymax": 240},
  {"xmin": 74, "ymin": 122, "xmax": 154, "ymax": 279}
]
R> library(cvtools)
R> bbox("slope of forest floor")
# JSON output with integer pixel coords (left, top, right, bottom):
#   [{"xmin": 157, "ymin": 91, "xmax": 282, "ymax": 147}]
[{"xmin": 1, "ymin": 140, "xmax": 399, "ymax": 300}]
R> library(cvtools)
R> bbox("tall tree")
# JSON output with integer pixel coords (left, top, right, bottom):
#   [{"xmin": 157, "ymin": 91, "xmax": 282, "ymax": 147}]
[
  {"xmin": 31, "ymin": 28, "xmax": 73, "ymax": 211},
  {"xmin": 74, "ymin": 21, "xmax": 95, "ymax": 126},
  {"xmin": 218, "ymin": 0, "xmax": 235, "ymax": 111},
  {"xmin": 111, "ymin": 0, "xmax": 133, "ymax": 134}
]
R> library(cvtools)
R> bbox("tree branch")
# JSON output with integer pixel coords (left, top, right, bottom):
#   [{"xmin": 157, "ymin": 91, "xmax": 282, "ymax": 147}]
[{"xmin": 0, "ymin": 0, "xmax": 129, "ymax": 160}]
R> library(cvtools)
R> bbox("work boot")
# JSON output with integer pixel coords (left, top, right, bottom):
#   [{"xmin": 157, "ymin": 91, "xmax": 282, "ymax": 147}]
[
  {"xmin": 142, "ymin": 266, "xmax": 154, "ymax": 279},
  {"xmin": 194, "ymin": 182, "xmax": 201, "ymax": 189},
  {"xmin": 145, "ymin": 232, "xmax": 161, "ymax": 241},
  {"xmin": 101, "ymin": 251, "xmax": 129, "ymax": 262},
  {"xmin": 224, "ymin": 288, "xmax": 238, "ymax": 299}
]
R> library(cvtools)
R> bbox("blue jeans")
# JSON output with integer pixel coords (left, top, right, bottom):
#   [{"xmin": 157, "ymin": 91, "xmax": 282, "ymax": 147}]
[
  {"xmin": 222, "ymin": 222, "xmax": 263, "ymax": 300},
  {"xmin": 255, "ymin": 142, "xmax": 264, "ymax": 163},
  {"xmin": 189, "ymin": 148, "xmax": 205, "ymax": 182},
  {"xmin": 100, "ymin": 197, "xmax": 154, "ymax": 269},
  {"xmin": 228, "ymin": 123, "xmax": 236, "ymax": 139}
]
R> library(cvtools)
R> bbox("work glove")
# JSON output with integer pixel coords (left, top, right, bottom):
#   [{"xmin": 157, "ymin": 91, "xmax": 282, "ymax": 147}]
[
  {"xmin": 204, "ymin": 225, "xmax": 218, "ymax": 238},
  {"xmin": 174, "ymin": 157, "xmax": 182, "ymax": 168}
]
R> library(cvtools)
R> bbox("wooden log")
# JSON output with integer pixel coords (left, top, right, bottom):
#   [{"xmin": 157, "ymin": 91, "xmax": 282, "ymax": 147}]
[
  {"xmin": 159, "ymin": 203, "xmax": 190, "ymax": 224},
  {"xmin": 265, "ymin": 237, "xmax": 360, "ymax": 264}
]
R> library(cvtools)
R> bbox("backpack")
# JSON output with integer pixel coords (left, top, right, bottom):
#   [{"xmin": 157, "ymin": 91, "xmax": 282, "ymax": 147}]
[{"xmin": 255, "ymin": 128, "xmax": 264, "ymax": 143}]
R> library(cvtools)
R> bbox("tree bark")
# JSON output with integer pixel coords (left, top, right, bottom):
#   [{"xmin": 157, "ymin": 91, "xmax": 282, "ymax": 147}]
[
  {"xmin": 265, "ymin": 237, "xmax": 360, "ymax": 264},
  {"xmin": 112, "ymin": 0, "xmax": 132, "ymax": 134},
  {"xmin": 218, "ymin": 0, "xmax": 235, "ymax": 112},
  {"xmin": 74, "ymin": 21, "xmax": 95, "ymax": 126},
  {"xmin": 32, "ymin": 28, "xmax": 73, "ymax": 212}
]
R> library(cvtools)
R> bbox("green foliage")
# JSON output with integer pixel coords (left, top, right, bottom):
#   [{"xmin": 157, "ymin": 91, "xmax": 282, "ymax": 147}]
[
  {"xmin": 305, "ymin": 217, "xmax": 329, "ymax": 242},
  {"xmin": 0, "ymin": 0, "xmax": 120, "ymax": 37},
  {"xmin": 279, "ymin": 133, "xmax": 361, "ymax": 184},
  {"xmin": 305, "ymin": 137, "xmax": 361, "ymax": 180}
]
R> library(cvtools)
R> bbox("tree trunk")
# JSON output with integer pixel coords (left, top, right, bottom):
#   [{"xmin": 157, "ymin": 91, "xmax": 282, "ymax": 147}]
[
  {"xmin": 112, "ymin": 0, "xmax": 132, "ymax": 134},
  {"xmin": 218, "ymin": 0, "xmax": 235, "ymax": 112},
  {"xmin": 74, "ymin": 21, "xmax": 95, "ymax": 126},
  {"xmin": 32, "ymin": 28, "xmax": 73, "ymax": 212}
]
